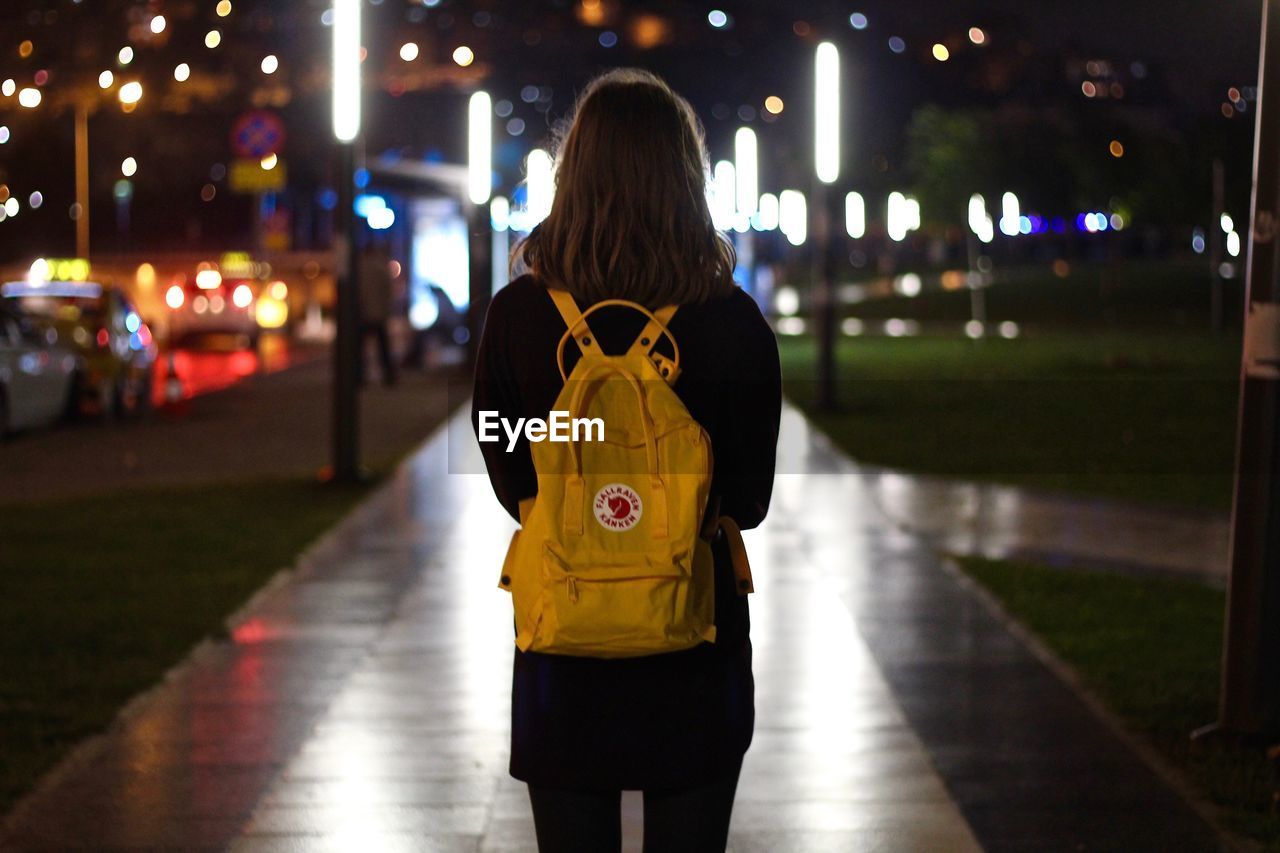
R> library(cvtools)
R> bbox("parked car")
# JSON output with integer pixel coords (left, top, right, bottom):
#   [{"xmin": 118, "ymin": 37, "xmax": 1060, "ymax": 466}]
[
  {"xmin": 0, "ymin": 303, "xmax": 78, "ymax": 435},
  {"xmin": 1, "ymin": 279, "xmax": 158, "ymax": 419}
]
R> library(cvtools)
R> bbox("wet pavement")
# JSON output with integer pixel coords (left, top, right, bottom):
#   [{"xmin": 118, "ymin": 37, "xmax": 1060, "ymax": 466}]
[{"xmin": 0, "ymin": 405, "xmax": 1226, "ymax": 851}]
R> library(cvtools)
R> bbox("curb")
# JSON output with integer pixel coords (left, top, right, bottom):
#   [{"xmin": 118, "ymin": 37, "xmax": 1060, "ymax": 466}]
[{"xmin": 938, "ymin": 553, "xmax": 1255, "ymax": 853}]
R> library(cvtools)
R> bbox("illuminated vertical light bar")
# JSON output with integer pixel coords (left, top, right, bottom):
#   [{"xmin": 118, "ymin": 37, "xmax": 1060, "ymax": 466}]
[
  {"xmin": 905, "ymin": 196, "xmax": 921, "ymax": 233},
  {"xmin": 779, "ymin": 189, "xmax": 807, "ymax": 246},
  {"xmin": 814, "ymin": 42, "xmax": 840, "ymax": 183},
  {"xmin": 332, "ymin": 0, "xmax": 361, "ymax": 142},
  {"xmin": 845, "ymin": 191, "xmax": 865, "ymax": 238},
  {"xmin": 757, "ymin": 192, "xmax": 780, "ymax": 231},
  {"xmin": 886, "ymin": 191, "xmax": 907, "ymax": 241},
  {"xmin": 469, "ymin": 91, "xmax": 492, "ymax": 204},
  {"xmin": 526, "ymin": 148, "xmax": 553, "ymax": 226},
  {"xmin": 713, "ymin": 160, "xmax": 736, "ymax": 231},
  {"xmin": 735, "ymin": 127, "xmax": 758, "ymax": 216},
  {"xmin": 1000, "ymin": 191, "xmax": 1020, "ymax": 236}
]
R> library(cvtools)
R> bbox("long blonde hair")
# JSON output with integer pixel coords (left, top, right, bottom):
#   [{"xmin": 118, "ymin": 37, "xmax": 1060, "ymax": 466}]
[{"xmin": 512, "ymin": 68, "xmax": 736, "ymax": 308}]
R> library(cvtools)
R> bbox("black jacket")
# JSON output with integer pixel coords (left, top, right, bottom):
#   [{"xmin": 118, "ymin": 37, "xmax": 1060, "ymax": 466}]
[{"xmin": 471, "ymin": 274, "xmax": 781, "ymax": 791}]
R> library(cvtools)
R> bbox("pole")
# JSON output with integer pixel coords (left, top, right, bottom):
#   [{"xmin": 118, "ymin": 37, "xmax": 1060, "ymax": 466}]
[
  {"xmin": 967, "ymin": 231, "xmax": 987, "ymax": 336},
  {"xmin": 812, "ymin": 181, "xmax": 837, "ymax": 411},
  {"xmin": 467, "ymin": 201, "xmax": 494, "ymax": 364},
  {"xmin": 332, "ymin": 141, "xmax": 361, "ymax": 482},
  {"xmin": 74, "ymin": 103, "xmax": 90, "ymax": 259},
  {"xmin": 1198, "ymin": 0, "xmax": 1280, "ymax": 741},
  {"xmin": 1211, "ymin": 157, "xmax": 1226, "ymax": 334}
]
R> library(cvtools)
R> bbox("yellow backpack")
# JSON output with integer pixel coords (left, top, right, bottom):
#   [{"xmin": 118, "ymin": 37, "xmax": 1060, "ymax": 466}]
[{"xmin": 497, "ymin": 289, "xmax": 753, "ymax": 658}]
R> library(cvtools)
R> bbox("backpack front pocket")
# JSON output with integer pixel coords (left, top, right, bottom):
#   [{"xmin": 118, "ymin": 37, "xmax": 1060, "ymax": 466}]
[{"xmin": 534, "ymin": 545, "xmax": 708, "ymax": 656}]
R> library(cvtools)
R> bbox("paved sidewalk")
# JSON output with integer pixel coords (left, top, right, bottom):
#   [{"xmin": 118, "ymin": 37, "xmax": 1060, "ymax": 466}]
[
  {"xmin": 861, "ymin": 467, "xmax": 1229, "ymax": 582},
  {"xmin": 0, "ymin": 404, "xmax": 1225, "ymax": 851}
]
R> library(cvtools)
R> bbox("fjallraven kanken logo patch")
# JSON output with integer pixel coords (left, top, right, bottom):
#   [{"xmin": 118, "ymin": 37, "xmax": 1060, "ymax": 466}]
[{"xmin": 593, "ymin": 483, "xmax": 642, "ymax": 531}]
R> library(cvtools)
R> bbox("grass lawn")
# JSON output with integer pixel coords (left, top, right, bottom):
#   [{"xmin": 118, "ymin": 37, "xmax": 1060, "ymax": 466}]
[
  {"xmin": 779, "ymin": 332, "xmax": 1240, "ymax": 510},
  {"xmin": 0, "ymin": 475, "xmax": 376, "ymax": 812},
  {"xmin": 957, "ymin": 557, "xmax": 1279, "ymax": 848}
]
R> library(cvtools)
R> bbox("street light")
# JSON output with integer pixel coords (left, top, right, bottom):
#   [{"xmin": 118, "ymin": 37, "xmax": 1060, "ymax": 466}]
[
  {"xmin": 813, "ymin": 41, "xmax": 840, "ymax": 411},
  {"xmin": 814, "ymin": 43, "xmax": 840, "ymax": 185},
  {"xmin": 468, "ymin": 91, "xmax": 492, "ymax": 205},
  {"xmin": 330, "ymin": 0, "xmax": 362, "ymax": 484},
  {"xmin": 332, "ymin": 0, "xmax": 361, "ymax": 144},
  {"xmin": 467, "ymin": 90, "xmax": 494, "ymax": 361},
  {"xmin": 845, "ymin": 192, "xmax": 865, "ymax": 239}
]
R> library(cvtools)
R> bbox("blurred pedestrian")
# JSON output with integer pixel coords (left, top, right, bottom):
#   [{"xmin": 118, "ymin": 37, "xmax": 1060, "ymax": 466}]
[
  {"xmin": 358, "ymin": 242, "xmax": 397, "ymax": 387},
  {"xmin": 471, "ymin": 69, "xmax": 781, "ymax": 853}
]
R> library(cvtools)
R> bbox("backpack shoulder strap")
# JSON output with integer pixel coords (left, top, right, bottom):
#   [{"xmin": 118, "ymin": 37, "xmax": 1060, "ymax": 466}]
[
  {"xmin": 547, "ymin": 288, "xmax": 589, "ymax": 335},
  {"xmin": 548, "ymin": 288, "xmax": 600, "ymax": 381},
  {"xmin": 627, "ymin": 304, "xmax": 680, "ymax": 384}
]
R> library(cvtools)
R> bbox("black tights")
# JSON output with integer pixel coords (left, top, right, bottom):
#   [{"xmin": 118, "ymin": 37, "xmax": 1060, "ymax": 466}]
[{"xmin": 527, "ymin": 762, "xmax": 742, "ymax": 853}]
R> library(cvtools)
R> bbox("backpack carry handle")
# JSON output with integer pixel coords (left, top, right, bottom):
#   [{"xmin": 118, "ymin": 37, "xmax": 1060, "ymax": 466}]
[
  {"xmin": 565, "ymin": 362, "xmax": 659, "ymax": 477},
  {"xmin": 551, "ymin": 295, "xmax": 681, "ymax": 383}
]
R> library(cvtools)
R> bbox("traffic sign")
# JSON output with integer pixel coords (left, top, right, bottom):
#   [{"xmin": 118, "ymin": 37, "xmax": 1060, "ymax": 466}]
[
  {"xmin": 229, "ymin": 158, "xmax": 287, "ymax": 193},
  {"xmin": 230, "ymin": 110, "xmax": 286, "ymax": 160}
]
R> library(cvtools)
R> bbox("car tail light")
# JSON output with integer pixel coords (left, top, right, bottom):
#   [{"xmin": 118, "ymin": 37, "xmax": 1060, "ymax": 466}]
[
  {"xmin": 96, "ymin": 327, "xmax": 110, "ymax": 348},
  {"xmin": 165, "ymin": 284, "xmax": 185, "ymax": 310}
]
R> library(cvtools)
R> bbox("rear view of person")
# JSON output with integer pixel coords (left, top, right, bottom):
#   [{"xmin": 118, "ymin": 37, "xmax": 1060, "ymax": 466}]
[{"xmin": 472, "ymin": 69, "xmax": 781, "ymax": 852}]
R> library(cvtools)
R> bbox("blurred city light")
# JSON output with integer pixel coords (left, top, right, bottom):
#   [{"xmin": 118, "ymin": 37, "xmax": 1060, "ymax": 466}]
[
  {"xmin": 490, "ymin": 196, "xmax": 510, "ymax": 231},
  {"xmin": 1192, "ymin": 227, "xmax": 1207, "ymax": 254},
  {"xmin": 849, "ymin": 13, "xmax": 868, "ymax": 30},
  {"xmin": 150, "ymin": 15, "xmax": 167, "ymax": 34},
  {"xmin": 18, "ymin": 88, "xmax": 41, "ymax": 108},
  {"xmin": 775, "ymin": 286, "xmax": 799, "ymax": 315},
  {"xmin": 969, "ymin": 194, "xmax": 995, "ymax": 243},
  {"xmin": 887, "ymin": 191, "xmax": 910, "ymax": 241},
  {"xmin": 969, "ymin": 27, "xmax": 987, "ymax": 45},
  {"xmin": 932, "ymin": 44, "xmax": 950, "ymax": 62},
  {"xmin": 468, "ymin": 91, "xmax": 493, "ymax": 204},
  {"xmin": 1000, "ymin": 191, "xmax": 1021, "ymax": 236},
  {"xmin": 216, "ymin": 1, "xmax": 232, "ymax": 17},
  {"xmin": 846, "ymin": 192, "xmax": 865, "ymax": 239},
  {"xmin": 1221, "ymin": 213, "xmax": 1234, "ymax": 232},
  {"xmin": 332, "ymin": 0, "xmax": 361, "ymax": 143},
  {"xmin": 98, "ymin": 70, "xmax": 114, "ymax": 88},
  {"xmin": 400, "ymin": 42, "xmax": 419, "ymax": 61},
  {"xmin": 453, "ymin": 46, "xmax": 475, "ymax": 66},
  {"xmin": 174, "ymin": 63, "xmax": 190, "ymax": 82},
  {"xmin": 232, "ymin": 284, "xmax": 253, "ymax": 309},
  {"xmin": 779, "ymin": 189, "xmax": 807, "ymax": 246},
  {"xmin": 121, "ymin": 157, "xmax": 137, "ymax": 177},
  {"xmin": 708, "ymin": 10, "xmax": 729, "ymax": 29},
  {"xmin": 261, "ymin": 55, "xmax": 279, "ymax": 75},
  {"xmin": 734, "ymin": 128, "xmax": 758, "ymax": 216},
  {"xmin": 2, "ymin": 80, "xmax": 15, "ymax": 97},
  {"xmin": 757, "ymin": 192, "xmax": 780, "ymax": 231},
  {"xmin": 764, "ymin": 95, "xmax": 784, "ymax": 115},
  {"xmin": 205, "ymin": 30, "xmax": 221, "ymax": 49},
  {"xmin": 1228, "ymin": 230, "xmax": 1242, "ymax": 257},
  {"xmin": 526, "ymin": 148, "xmax": 553, "ymax": 225},
  {"xmin": 711, "ymin": 160, "xmax": 736, "ymax": 230},
  {"xmin": 118, "ymin": 81, "xmax": 143, "ymax": 104},
  {"xmin": 165, "ymin": 284, "xmax": 184, "ymax": 309},
  {"xmin": 118, "ymin": 46, "xmax": 134, "ymax": 66},
  {"xmin": 814, "ymin": 42, "xmax": 840, "ymax": 183}
]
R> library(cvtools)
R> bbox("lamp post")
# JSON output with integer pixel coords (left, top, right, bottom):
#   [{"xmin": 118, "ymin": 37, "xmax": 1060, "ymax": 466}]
[
  {"xmin": 330, "ymin": 0, "xmax": 362, "ymax": 483},
  {"xmin": 1195, "ymin": 0, "xmax": 1280, "ymax": 742},
  {"xmin": 466, "ymin": 91, "xmax": 493, "ymax": 363},
  {"xmin": 813, "ymin": 41, "xmax": 840, "ymax": 412}
]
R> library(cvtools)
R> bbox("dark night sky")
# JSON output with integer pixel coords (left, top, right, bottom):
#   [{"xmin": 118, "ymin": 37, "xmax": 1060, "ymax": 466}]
[{"xmin": 0, "ymin": 0, "xmax": 1266, "ymax": 259}]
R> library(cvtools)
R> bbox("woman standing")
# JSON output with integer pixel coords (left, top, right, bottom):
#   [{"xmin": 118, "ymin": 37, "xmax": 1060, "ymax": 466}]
[{"xmin": 472, "ymin": 69, "xmax": 781, "ymax": 853}]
